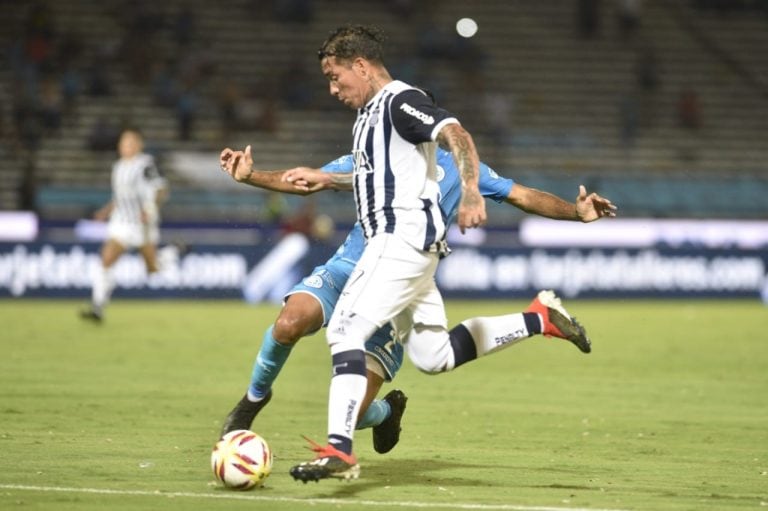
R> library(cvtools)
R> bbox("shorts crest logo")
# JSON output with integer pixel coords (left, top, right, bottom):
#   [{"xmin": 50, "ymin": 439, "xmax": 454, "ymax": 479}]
[
  {"xmin": 436, "ymin": 164, "xmax": 445, "ymax": 182},
  {"xmin": 303, "ymin": 275, "xmax": 323, "ymax": 289}
]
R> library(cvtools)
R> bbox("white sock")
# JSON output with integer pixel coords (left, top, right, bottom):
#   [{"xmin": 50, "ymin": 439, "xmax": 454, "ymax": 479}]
[
  {"xmin": 157, "ymin": 245, "xmax": 179, "ymax": 272},
  {"xmin": 326, "ymin": 348, "xmax": 367, "ymax": 454},
  {"xmin": 92, "ymin": 267, "xmax": 114, "ymax": 311},
  {"xmin": 460, "ymin": 313, "xmax": 536, "ymax": 357}
]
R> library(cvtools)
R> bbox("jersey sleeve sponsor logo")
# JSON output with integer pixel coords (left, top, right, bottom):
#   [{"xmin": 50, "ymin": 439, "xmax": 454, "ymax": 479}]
[{"xmin": 399, "ymin": 102, "xmax": 435, "ymax": 125}]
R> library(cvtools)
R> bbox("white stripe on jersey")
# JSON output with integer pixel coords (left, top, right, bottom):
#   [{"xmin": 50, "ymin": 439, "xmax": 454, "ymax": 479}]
[
  {"xmin": 110, "ymin": 153, "xmax": 165, "ymax": 226},
  {"xmin": 351, "ymin": 81, "xmax": 448, "ymax": 254}
]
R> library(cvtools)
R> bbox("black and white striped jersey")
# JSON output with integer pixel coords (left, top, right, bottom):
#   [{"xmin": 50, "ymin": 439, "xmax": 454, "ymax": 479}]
[
  {"xmin": 110, "ymin": 153, "xmax": 166, "ymax": 225},
  {"xmin": 351, "ymin": 80, "xmax": 459, "ymax": 254}
]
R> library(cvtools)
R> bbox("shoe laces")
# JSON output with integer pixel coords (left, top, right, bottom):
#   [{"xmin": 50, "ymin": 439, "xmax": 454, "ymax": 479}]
[
  {"xmin": 301, "ymin": 435, "xmax": 325, "ymax": 453},
  {"xmin": 300, "ymin": 435, "xmax": 357, "ymax": 464}
]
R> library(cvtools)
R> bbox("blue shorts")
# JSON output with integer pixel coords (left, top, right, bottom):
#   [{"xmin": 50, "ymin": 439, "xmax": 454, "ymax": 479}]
[{"xmin": 285, "ymin": 257, "xmax": 404, "ymax": 381}]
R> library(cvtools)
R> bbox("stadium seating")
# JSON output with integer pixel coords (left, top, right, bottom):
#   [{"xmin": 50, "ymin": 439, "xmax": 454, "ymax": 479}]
[{"xmin": 1, "ymin": 0, "xmax": 766, "ymax": 223}]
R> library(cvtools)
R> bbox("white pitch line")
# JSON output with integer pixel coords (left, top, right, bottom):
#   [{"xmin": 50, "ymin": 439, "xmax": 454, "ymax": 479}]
[{"xmin": 0, "ymin": 483, "xmax": 630, "ymax": 511}]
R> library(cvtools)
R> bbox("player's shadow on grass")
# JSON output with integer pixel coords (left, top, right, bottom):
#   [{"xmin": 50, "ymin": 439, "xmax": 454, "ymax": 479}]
[{"xmin": 303, "ymin": 457, "xmax": 494, "ymax": 498}]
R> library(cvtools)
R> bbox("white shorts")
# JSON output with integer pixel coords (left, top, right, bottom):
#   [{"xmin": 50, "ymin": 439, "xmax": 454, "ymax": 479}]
[
  {"xmin": 107, "ymin": 220, "xmax": 159, "ymax": 249},
  {"xmin": 331, "ymin": 233, "xmax": 447, "ymax": 335}
]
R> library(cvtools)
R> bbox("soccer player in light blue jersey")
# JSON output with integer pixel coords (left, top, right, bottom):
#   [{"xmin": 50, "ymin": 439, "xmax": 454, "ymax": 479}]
[{"xmin": 218, "ymin": 143, "xmax": 616, "ymax": 458}]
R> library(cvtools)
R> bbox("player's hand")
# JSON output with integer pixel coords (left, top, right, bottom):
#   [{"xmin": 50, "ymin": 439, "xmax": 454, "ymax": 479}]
[
  {"xmin": 219, "ymin": 147, "xmax": 237, "ymax": 177},
  {"xmin": 576, "ymin": 185, "xmax": 617, "ymax": 222},
  {"xmin": 457, "ymin": 188, "xmax": 487, "ymax": 233},
  {"xmin": 282, "ymin": 168, "xmax": 332, "ymax": 193},
  {"xmin": 219, "ymin": 145, "xmax": 254, "ymax": 182},
  {"xmin": 93, "ymin": 204, "xmax": 111, "ymax": 222},
  {"xmin": 219, "ymin": 147, "xmax": 233, "ymax": 169}
]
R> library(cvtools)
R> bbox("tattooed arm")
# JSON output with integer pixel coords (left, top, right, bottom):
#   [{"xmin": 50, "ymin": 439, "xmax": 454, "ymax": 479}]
[{"xmin": 437, "ymin": 123, "xmax": 487, "ymax": 232}]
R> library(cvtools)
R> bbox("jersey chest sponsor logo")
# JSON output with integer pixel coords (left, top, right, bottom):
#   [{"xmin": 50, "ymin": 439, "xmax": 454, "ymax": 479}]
[
  {"xmin": 399, "ymin": 102, "xmax": 434, "ymax": 125},
  {"xmin": 352, "ymin": 149, "xmax": 374, "ymax": 175}
]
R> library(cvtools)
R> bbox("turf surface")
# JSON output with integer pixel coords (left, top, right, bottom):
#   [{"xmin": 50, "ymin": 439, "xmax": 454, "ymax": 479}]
[{"xmin": 0, "ymin": 298, "xmax": 766, "ymax": 511}]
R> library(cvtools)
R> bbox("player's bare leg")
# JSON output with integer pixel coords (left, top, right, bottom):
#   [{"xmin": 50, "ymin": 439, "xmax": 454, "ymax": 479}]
[
  {"xmin": 81, "ymin": 238, "xmax": 125, "ymax": 322},
  {"xmin": 358, "ymin": 370, "xmax": 383, "ymax": 423},
  {"xmin": 139, "ymin": 243, "xmax": 160, "ymax": 273},
  {"xmin": 273, "ymin": 293, "xmax": 325, "ymax": 345}
]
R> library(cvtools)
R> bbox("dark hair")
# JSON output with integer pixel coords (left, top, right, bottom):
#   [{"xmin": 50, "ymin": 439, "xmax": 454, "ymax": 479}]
[{"xmin": 317, "ymin": 24, "xmax": 386, "ymax": 64}]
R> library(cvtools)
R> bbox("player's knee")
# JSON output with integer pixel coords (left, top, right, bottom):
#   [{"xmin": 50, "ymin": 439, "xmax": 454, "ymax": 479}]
[
  {"xmin": 409, "ymin": 355, "xmax": 449, "ymax": 374},
  {"xmin": 406, "ymin": 325, "xmax": 453, "ymax": 374},
  {"xmin": 273, "ymin": 312, "xmax": 312, "ymax": 345},
  {"xmin": 274, "ymin": 295, "xmax": 324, "ymax": 344}
]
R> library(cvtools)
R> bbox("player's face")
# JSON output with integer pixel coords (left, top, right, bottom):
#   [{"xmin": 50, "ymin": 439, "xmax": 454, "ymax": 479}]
[
  {"xmin": 321, "ymin": 56, "xmax": 371, "ymax": 109},
  {"xmin": 118, "ymin": 131, "xmax": 142, "ymax": 159}
]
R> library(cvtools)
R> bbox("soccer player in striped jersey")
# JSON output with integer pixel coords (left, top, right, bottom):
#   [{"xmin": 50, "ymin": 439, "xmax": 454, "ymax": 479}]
[
  {"xmin": 279, "ymin": 23, "xmax": 488, "ymax": 482},
  {"xmin": 287, "ymin": 23, "xmax": 607, "ymax": 482},
  {"xmin": 80, "ymin": 128, "xmax": 169, "ymax": 322}
]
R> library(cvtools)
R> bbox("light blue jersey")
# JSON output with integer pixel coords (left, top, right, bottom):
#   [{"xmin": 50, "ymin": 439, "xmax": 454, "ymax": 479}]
[
  {"xmin": 285, "ymin": 149, "xmax": 515, "ymax": 379},
  {"xmin": 322, "ymin": 149, "xmax": 515, "ymax": 265}
]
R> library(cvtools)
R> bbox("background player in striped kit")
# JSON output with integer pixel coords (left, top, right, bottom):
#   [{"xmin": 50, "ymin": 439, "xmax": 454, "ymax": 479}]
[{"xmin": 80, "ymin": 128, "xmax": 169, "ymax": 322}]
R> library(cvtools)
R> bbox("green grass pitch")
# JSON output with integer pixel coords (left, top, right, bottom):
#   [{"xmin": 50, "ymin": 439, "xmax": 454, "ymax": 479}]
[{"xmin": 0, "ymin": 298, "xmax": 766, "ymax": 511}]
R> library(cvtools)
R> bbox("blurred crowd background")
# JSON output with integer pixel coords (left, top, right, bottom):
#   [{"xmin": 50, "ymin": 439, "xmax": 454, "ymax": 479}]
[{"xmin": 2, "ymin": 0, "xmax": 767, "ymax": 230}]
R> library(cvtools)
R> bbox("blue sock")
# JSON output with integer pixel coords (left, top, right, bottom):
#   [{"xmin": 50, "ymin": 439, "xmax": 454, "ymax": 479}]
[
  {"xmin": 356, "ymin": 399, "xmax": 391, "ymax": 430},
  {"xmin": 247, "ymin": 325, "xmax": 292, "ymax": 401}
]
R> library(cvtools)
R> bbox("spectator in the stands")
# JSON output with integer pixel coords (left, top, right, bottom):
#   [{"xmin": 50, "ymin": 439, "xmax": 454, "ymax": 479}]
[
  {"xmin": 577, "ymin": 0, "xmax": 601, "ymax": 38},
  {"xmin": 617, "ymin": 0, "xmax": 642, "ymax": 41},
  {"xmin": 273, "ymin": 0, "xmax": 314, "ymax": 23},
  {"xmin": 678, "ymin": 86, "xmax": 701, "ymax": 130},
  {"xmin": 87, "ymin": 116, "xmax": 121, "ymax": 151},
  {"xmin": 38, "ymin": 76, "xmax": 63, "ymax": 133},
  {"xmin": 176, "ymin": 82, "xmax": 198, "ymax": 141}
]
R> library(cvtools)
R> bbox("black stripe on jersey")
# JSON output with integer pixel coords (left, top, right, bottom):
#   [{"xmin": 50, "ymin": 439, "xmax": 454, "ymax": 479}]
[
  {"xmin": 353, "ymin": 171, "xmax": 365, "ymax": 237},
  {"xmin": 382, "ymin": 97, "xmax": 396, "ymax": 234},
  {"xmin": 352, "ymin": 110, "xmax": 368, "ymax": 238},
  {"xmin": 364, "ymin": 106, "xmax": 377, "ymax": 236},
  {"xmin": 421, "ymin": 198, "xmax": 437, "ymax": 251},
  {"xmin": 359, "ymin": 92, "xmax": 390, "ymax": 238}
]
